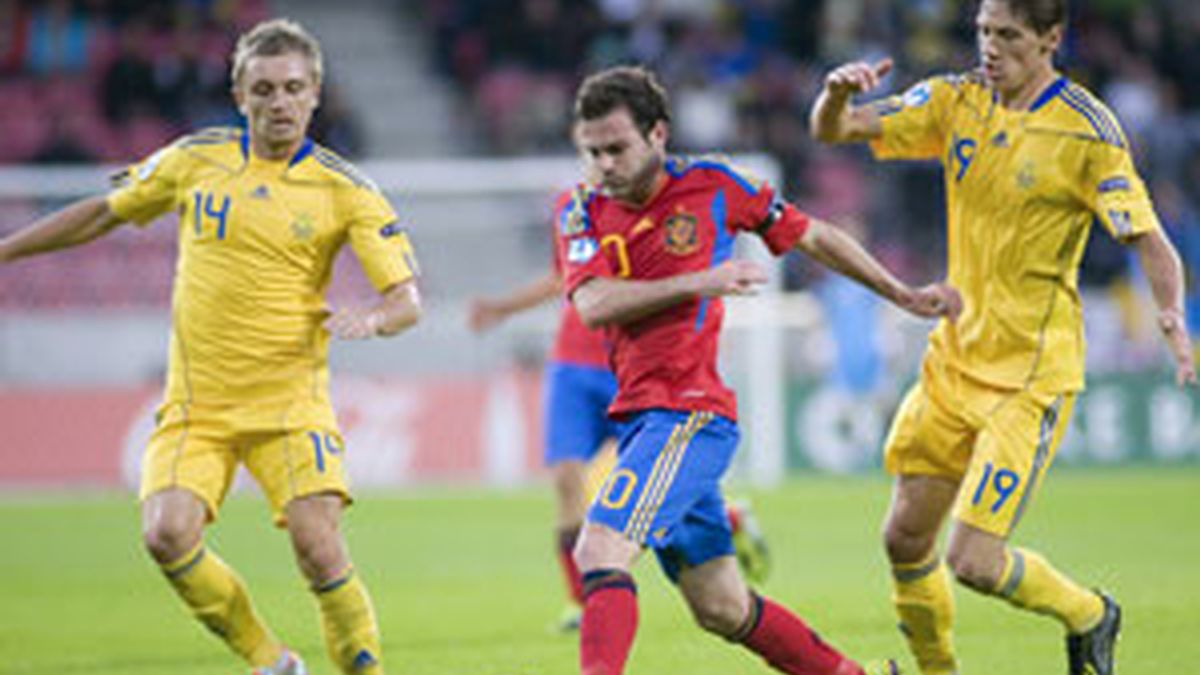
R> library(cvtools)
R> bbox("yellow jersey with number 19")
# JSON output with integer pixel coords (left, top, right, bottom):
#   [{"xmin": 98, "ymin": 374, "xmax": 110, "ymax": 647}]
[
  {"xmin": 869, "ymin": 74, "xmax": 1159, "ymax": 392},
  {"xmin": 107, "ymin": 127, "xmax": 418, "ymax": 429}
]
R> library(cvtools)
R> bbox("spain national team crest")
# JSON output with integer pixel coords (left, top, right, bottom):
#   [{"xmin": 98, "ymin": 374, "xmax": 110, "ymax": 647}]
[{"xmin": 663, "ymin": 210, "xmax": 699, "ymax": 256}]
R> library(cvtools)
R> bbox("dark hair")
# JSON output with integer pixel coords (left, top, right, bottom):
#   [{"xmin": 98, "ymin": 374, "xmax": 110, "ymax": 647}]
[
  {"xmin": 999, "ymin": 0, "xmax": 1067, "ymax": 34},
  {"xmin": 574, "ymin": 65, "xmax": 671, "ymax": 137}
]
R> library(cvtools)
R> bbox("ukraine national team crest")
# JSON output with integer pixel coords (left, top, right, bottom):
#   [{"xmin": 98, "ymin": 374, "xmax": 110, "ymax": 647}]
[
  {"xmin": 291, "ymin": 213, "xmax": 316, "ymax": 240},
  {"xmin": 663, "ymin": 210, "xmax": 699, "ymax": 256}
]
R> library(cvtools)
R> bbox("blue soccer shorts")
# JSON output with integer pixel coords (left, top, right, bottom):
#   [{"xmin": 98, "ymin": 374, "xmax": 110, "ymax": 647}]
[
  {"xmin": 543, "ymin": 361, "xmax": 623, "ymax": 467},
  {"xmin": 586, "ymin": 409, "xmax": 739, "ymax": 581}
]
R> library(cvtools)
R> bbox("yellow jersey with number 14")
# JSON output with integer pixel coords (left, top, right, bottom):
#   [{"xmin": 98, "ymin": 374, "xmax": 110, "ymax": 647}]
[
  {"xmin": 107, "ymin": 127, "xmax": 418, "ymax": 429},
  {"xmin": 869, "ymin": 74, "xmax": 1159, "ymax": 392}
]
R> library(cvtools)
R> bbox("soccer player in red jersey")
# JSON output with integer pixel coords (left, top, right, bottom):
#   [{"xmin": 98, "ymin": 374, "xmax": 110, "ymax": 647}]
[
  {"xmin": 470, "ymin": 187, "xmax": 772, "ymax": 632},
  {"xmin": 559, "ymin": 65, "xmax": 961, "ymax": 675}
]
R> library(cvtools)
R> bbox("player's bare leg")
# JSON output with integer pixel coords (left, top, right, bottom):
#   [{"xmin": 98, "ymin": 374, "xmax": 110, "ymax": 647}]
[
  {"xmin": 552, "ymin": 459, "xmax": 589, "ymax": 629},
  {"xmin": 142, "ymin": 488, "xmax": 286, "ymax": 670},
  {"xmin": 287, "ymin": 493, "xmax": 382, "ymax": 674},
  {"xmin": 574, "ymin": 522, "xmax": 642, "ymax": 675},
  {"xmin": 944, "ymin": 521, "xmax": 1112, "ymax": 675},
  {"xmin": 679, "ymin": 555, "xmax": 886, "ymax": 674},
  {"xmin": 882, "ymin": 475, "xmax": 960, "ymax": 675}
]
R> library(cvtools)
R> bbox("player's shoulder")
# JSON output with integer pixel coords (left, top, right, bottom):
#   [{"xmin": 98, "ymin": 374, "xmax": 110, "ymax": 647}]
[
  {"xmin": 1043, "ymin": 79, "xmax": 1127, "ymax": 149},
  {"xmin": 301, "ymin": 143, "xmax": 382, "ymax": 191},
  {"xmin": 881, "ymin": 70, "xmax": 986, "ymax": 114},
  {"xmin": 170, "ymin": 126, "xmax": 247, "ymax": 165},
  {"xmin": 665, "ymin": 154, "xmax": 767, "ymax": 194}
]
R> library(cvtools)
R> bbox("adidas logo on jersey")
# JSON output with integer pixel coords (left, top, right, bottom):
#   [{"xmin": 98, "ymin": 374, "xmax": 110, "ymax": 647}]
[{"xmin": 250, "ymin": 185, "xmax": 270, "ymax": 200}]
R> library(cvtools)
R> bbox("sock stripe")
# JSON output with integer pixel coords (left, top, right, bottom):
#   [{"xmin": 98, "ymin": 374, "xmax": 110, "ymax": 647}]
[
  {"xmin": 997, "ymin": 549, "xmax": 1026, "ymax": 598},
  {"xmin": 731, "ymin": 592, "xmax": 765, "ymax": 642},
  {"xmin": 892, "ymin": 556, "xmax": 940, "ymax": 583},
  {"xmin": 163, "ymin": 546, "xmax": 207, "ymax": 579},
  {"xmin": 581, "ymin": 569, "xmax": 636, "ymax": 598},
  {"xmin": 313, "ymin": 567, "xmax": 355, "ymax": 594}
]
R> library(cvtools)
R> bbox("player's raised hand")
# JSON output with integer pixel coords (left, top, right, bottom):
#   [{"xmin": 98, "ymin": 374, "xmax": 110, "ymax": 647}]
[
  {"xmin": 825, "ymin": 58, "xmax": 894, "ymax": 97},
  {"xmin": 900, "ymin": 282, "xmax": 962, "ymax": 321},
  {"xmin": 467, "ymin": 298, "xmax": 507, "ymax": 333},
  {"xmin": 1158, "ymin": 309, "xmax": 1197, "ymax": 386},
  {"xmin": 697, "ymin": 259, "xmax": 769, "ymax": 297},
  {"xmin": 324, "ymin": 306, "xmax": 383, "ymax": 340}
]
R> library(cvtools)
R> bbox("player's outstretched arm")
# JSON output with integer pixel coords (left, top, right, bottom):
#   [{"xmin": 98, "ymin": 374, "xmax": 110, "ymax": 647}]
[
  {"xmin": 0, "ymin": 195, "xmax": 126, "ymax": 264},
  {"xmin": 796, "ymin": 218, "xmax": 961, "ymax": 321},
  {"xmin": 1131, "ymin": 229, "xmax": 1196, "ymax": 385},
  {"xmin": 324, "ymin": 279, "xmax": 422, "ymax": 340},
  {"xmin": 809, "ymin": 58, "xmax": 891, "ymax": 144},
  {"xmin": 572, "ymin": 260, "xmax": 767, "ymax": 329},
  {"xmin": 467, "ymin": 271, "xmax": 561, "ymax": 333}
]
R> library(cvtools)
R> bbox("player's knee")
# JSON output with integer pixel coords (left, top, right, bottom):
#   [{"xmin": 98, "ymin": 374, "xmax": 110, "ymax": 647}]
[
  {"xmin": 945, "ymin": 547, "xmax": 1000, "ymax": 592},
  {"xmin": 883, "ymin": 522, "xmax": 935, "ymax": 564},
  {"xmin": 689, "ymin": 596, "xmax": 745, "ymax": 638},
  {"xmin": 142, "ymin": 517, "xmax": 200, "ymax": 564}
]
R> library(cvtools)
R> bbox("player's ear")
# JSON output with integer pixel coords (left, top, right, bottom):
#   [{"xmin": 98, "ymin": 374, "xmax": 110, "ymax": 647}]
[
  {"xmin": 232, "ymin": 80, "xmax": 248, "ymax": 117},
  {"xmin": 649, "ymin": 120, "xmax": 669, "ymax": 151},
  {"xmin": 1041, "ymin": 24, "xmax": 1063, "ymax": 56}
]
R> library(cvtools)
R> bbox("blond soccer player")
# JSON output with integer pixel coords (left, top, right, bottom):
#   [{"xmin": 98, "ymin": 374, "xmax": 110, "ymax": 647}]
[
  {"xmin": 810, "ymin": 1, "xmax": 1195, "ymax": 674},
  {"xmin": 0, "ymin": 19, "xmax": 421, "ymax": 675}
]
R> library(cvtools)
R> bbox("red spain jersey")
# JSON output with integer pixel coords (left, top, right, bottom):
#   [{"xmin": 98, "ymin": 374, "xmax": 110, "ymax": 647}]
[
  {"xmin": 559, "ymin": 156, "xmax": 809, "ymax": 421},
  {"xmin": 549, "ymin": 189, "xmax": 610, "ymax": 368}
]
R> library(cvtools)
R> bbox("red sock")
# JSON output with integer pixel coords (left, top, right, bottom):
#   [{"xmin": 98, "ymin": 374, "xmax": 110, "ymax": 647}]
[
  {"xmin": 738, "ymin": 594, "xmax": 859, "ymax": 675},
  {"xmin": 580, "ymin": 569, "xmax": 638, "ymax": 675},
  {"xmin": 557, "ymin": 526, "xmax": 583, "ymax": 604}
]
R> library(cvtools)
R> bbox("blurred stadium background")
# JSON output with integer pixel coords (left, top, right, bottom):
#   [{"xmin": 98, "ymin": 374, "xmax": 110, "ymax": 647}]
[
  {"xmin": 0, "ymin": 1, "xmax": 1198, "ymax": 672},
  {"xmin": 1, "ymin": 0, "xmax": 1196, "ymax": 487}
]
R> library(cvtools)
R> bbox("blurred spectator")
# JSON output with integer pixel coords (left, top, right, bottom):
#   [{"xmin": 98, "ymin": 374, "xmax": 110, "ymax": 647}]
[{"xmin": 25, "ymin": 0, "xmax": 98, "ymax": 75}]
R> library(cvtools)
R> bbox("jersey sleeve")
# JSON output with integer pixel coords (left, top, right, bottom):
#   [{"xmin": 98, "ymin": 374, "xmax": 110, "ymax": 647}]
[
  {"xmin": 344, "ymin": 185, "xmax": 419, "ymax": 291},
  {"xmin": 106, "ymin": 144, "xmax": 187, "ymax": 226},
  {"xmin": 558, "ymin": 192, "xmax": 614, "ymax": 298},
  {"xmin": 1084, "ymin": 140, "xmax": 1161, "ymax": 243},
  {"xmin": 868, "ymin": 76, "xmax": 956, "ymax": 161},
  {"xmin": 717, "ymin": 163, "xmax": 809, "ymax": 255}
]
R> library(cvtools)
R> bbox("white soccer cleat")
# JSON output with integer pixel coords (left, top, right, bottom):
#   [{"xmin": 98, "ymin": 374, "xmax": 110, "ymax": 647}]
[{"xmin": 251, "ymin": 648, "xmax": 307, "ymax": 675}]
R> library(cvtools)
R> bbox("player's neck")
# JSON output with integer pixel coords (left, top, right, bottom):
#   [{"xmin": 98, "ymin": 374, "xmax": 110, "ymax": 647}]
[
  {"xmin": 249, "ymin": 136, "xmax": 303, "ymax": 163},
  {"xmin": 623, "ymin": 169, "xmax": 668, "ymax": 208},
  {"xmin": 996, "ymin": 65, "xmax": 1058, "ymax": 111}
]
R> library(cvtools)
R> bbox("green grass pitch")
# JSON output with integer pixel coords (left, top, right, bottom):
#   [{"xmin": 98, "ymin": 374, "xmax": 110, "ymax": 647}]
[{"xmin": 1, "ymin": 467, "xmax": 1197, "ymax": 674}]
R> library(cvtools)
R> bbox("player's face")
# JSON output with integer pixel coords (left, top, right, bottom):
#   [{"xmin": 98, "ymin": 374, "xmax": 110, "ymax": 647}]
[
  {"xmin": 234, "ymin": 52, "xmax": 320, "ymax": 158},
  {"xmin": 577, "ymin": 107, "xmax": 666, "ymax": 204},
  {"xmin": 975, "ymin": 0, "xmax": 1061, "ymax": 98}
]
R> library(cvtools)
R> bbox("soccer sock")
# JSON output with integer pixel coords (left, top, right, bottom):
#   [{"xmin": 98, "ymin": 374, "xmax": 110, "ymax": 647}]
[
  {"xmin": 735, "ymin": 593, "xmax": 854, "ymax": 675},
  {"xmin": 580, "ymin": 569, "xmax": 638, "ymax": 675},
  {"xmin": 556, "ymin": 525, "xmax": 584, "ymax": 605},
  {"xmin": 160, "ymin": 542, "xmax": 281, "ymax": 667},
  {"xmin": 891, "ymin": 553, "xmax": 958, "ymax": 674},
  {"xmin": 313, "ymin": 567, "xmax": 384, "ymax": 674},
  {"xmin": 994, "ymin": 548, "xmax": 1104, "ymax": 634}
]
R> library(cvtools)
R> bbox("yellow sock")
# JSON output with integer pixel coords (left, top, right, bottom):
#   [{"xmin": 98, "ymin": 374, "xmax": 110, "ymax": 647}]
[
  {"xmin": 161, "ymin": 542, "xmax": 280, "ymax": 667},
  {"xmin": 995, "ymin": 548, "xmax": 1104, "ymax": 633},
  {"xmin": 892, "ymin": 553, "xmax": 958, "ymax": 675},
  {"xmin": 314, "ymin": 568, "xmax": 384, "ymax": 674}
]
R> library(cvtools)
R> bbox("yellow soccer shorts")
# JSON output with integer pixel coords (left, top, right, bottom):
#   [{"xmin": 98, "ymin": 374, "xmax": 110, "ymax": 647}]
[
  {"xmin": 140, "ymin": 403, "xmax": 351, "ymax": 526},
  {"xmin": 882, "ymin": 355, "xmax": 1076, "ymax": 537}
]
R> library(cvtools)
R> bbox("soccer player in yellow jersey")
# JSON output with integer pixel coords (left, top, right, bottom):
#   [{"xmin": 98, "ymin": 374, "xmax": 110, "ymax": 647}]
[
  {"xmin": 0, "ymin": 19, "xmax": 421, "ymax": 675},
  {"xmin": 810, "ymin": 1, "xmax": 1195, "ymax": 674}
]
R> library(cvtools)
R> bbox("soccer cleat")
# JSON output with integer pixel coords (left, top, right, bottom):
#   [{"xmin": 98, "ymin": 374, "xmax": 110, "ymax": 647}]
[
  {"xmin": 556, "ymin": 606, "xmax": 582, "ymax": 633},
  {"xmin": 1066, "ymin": 592, "xmax": 1121, "ymax": 675},
  {"xmin": 727, "ymin": 499, "xmax": 771, "ymax": 586},
  {"xmin": 861, "ymin": 659, "xmax": 902, "ymax": 675},
  {"xmin": 251, "ymin": 648, "xmax": 307, "ymax": 675}
]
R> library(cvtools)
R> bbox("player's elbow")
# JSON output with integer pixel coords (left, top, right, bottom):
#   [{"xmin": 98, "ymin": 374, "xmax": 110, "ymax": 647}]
[{"xmin": 572, "ymin": 281, "xmax": 614, "ymax": 329}]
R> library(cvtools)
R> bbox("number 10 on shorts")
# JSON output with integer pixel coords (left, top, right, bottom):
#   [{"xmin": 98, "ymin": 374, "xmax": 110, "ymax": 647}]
[{"xmin": 971, "ymin": 461, "xmax": 1021, "ymax": 514}]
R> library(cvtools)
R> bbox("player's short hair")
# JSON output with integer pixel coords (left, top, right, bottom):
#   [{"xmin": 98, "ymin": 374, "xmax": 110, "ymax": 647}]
[
  {"xmin": 574, "ymin": 65, "xmax": 671, "ymax": 137},
  {"xmin": 231, "ymin": 18, "xmax": 323, "ymax": 85},
  {"xmin": 996, "ymin": 0, "xmax": 1067, "ymax": 34}
]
